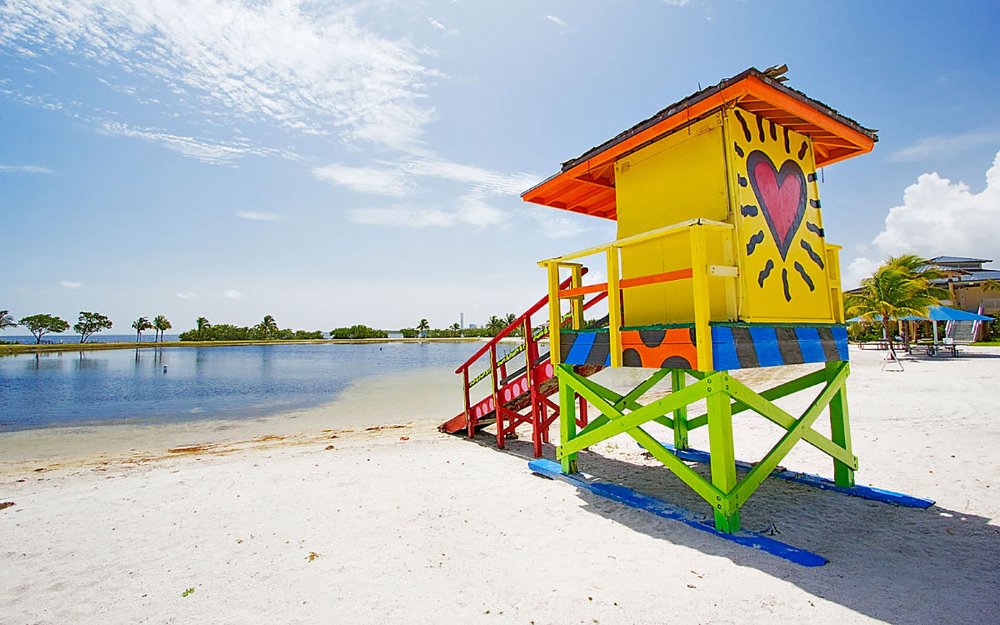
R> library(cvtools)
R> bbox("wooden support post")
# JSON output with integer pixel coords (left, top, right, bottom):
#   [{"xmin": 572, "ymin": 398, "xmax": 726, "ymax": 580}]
[
  {"xmin": 827, "ymin": 361, "xmax": 855, "ymax": 487},
  {"xmin": 706, "ymin": 373, "xmax": 740, "ymax": 533},
  {"xmin": 557, "ymin": 365, "xmax": 578, "ymax": 474},
  {"xmin": 671, "ymin": 369, "xmax": 689, "ymax": 450},
  {"xmin": 525, "ymin": 316, "xmax": 543, "ymax": 458},
  {"xmin": 570, "ymin": 265, "xmax": 585, "ymax": 330},
  {"xmin": 689, "ymin": 226, "xmax": 714, "ymax": 372},
  {"xmin": 577, "ymin": 393, "xmax": 589, "ymax": 427},
  {"xmin": 490, "ymin": 344, "xmax": 504, "ymax": 449},
  {"xmin": 546, "ymin": 263, "xmax": 562, "ymax": 365},
  {"xmin": 463, "ymin": 368, "xmax": 473, "ymax": 438},
  {"xmin": 606, "ymin": 247, "xmax": 623, "ymax": 367}
]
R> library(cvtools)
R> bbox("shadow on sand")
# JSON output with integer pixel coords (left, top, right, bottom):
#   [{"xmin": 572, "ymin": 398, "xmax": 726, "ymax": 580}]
[{"xmin": 463, "ymin": 432, "xmax": 1000, "ymax": 625}]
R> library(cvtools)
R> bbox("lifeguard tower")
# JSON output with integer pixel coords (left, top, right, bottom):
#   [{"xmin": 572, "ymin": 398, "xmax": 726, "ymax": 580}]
[{"xmin": 521, "ymin": 67, "xmax": 878, "ymax": 534}]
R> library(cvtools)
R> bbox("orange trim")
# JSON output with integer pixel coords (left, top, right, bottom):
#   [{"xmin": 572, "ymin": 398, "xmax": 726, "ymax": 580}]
[
  {"xmin": 523, "ymin": 75, "xmax": 875, "ymax": 219},
  {"xmin": 620, "ymin": 268, "xmax": 693, "ymax": 289},
  {"xmin": 560, "ymin": 283, "xmax": 608, "ymax": 298}
]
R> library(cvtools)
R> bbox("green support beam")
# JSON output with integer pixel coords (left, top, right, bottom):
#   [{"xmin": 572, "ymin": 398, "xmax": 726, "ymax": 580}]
[{"xmin": 552, "ymin": 362, "xmax": 857, "ymax": 534}]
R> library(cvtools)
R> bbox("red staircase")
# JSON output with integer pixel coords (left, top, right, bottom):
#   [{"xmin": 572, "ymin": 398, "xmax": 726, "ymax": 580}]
[{"xmin": 440, "ymin": 277, "xmax": 606, "ymax": 457}]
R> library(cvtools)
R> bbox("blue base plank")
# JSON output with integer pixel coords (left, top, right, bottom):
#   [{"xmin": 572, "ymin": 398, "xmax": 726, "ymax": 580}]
[
  {"xmin": 528, "ymin": 458, "xmax": 827, "ymax": 567},
  {"xmin": 657, "ymin": 443, "xmax": 935, "ymax": 509}
]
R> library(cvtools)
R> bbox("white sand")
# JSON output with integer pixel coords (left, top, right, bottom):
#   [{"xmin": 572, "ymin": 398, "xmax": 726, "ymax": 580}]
[{"xmin": 2, "ymin": 347, "xmax": 999, "ymax": 624}]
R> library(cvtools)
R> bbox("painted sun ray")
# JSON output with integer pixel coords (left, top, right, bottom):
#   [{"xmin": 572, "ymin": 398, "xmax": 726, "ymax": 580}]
[
  {"xmin": 800, "ymin": 240, "xmax": 825, "ymax": 269},
  {"xmin": 793, "ymin": 262, "xmax": 815, "ymax": 291},
  {"xmin": 740, "ymin": 204, "xmax": 758, "ymax": 217},
  {"xmin": 757, "ymin": 259, "xmax": 775, "ymax": 287},
  {"xmin": 747, "ymin": 230, "xmax": 765, "ymax": 255}
]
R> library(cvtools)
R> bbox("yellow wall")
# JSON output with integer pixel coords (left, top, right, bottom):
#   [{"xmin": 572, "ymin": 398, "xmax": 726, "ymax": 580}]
[
  {"xmin": 726, "ymin": 107, "xmax": 835, "ymax": 322},
  {"xmin": 611, "ymin": 106, "xmax": 840, "ymax": 326},
  {"xmin": 614, "ymin": 113, "xmax": 733, "ymax": 326}
]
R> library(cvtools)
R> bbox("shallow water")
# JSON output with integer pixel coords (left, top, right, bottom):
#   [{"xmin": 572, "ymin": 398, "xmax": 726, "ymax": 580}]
[{"xmin": 0, "ymin": 342, "xmax": 487, "ymax": 431}]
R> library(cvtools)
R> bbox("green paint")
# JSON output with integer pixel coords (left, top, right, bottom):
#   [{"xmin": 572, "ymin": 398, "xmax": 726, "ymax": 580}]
[
  {"xmin": 706, "ymin": 375, "xmax": 740, "ymax": 532},
  {"xmin": 550, "ymin": 359, "xmax": 857, "ymax": 535},
  {"xmin": 557, "ymin": 364, "xmax": 578, "ymax": 474},
  {"xmin": 671, "ymin": 370, "xmax": 689, "ymax": 449},
  {"xmin": 827, "ymin": 361, "xmax": 855, "ymax": 487}
]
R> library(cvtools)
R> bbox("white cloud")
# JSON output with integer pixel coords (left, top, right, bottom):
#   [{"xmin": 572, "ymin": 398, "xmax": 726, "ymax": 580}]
[
  {"xmin": 350, "ymin": 205, "xmax": 456, "ymax": 228},
  {"xmin": 428, "ymin": 17, "xmax": 457, "ymax": 36},
  {"xmin": 312, "ymin": 163, "xmax": 414, "ymax": 196},
  {"xmin": 663, "ymin": 0, "xmax": 690, "ymax": 6},
  {"xmin": 224, "ymin": 289, "xmax": 243, "ymax": 299},
  {"xmin": 176, "ymin": 292, "xmax": 197, "ymax": 299},
  {"xmin": 546, "ymin": 15, "xmax": 568, "ymax": 30},
  {"xmin": 843, "ymin": 150, "xmax": 1000, "ymax": 288},
  {"xmin": 873, "ymin": 151, "xmax": 1000, "ymax": 258},
  {"xmin": 313, "ymin": 157, "xmax": 538, "ymax": 198},
  {"xmin": 0, "ymin": 163, "xmax": 53, "ymax": 174},
  {"xmin": 0, "ymin": 1, "xmax": 437, "ymax": 150},
  {"xmin": 350, "ymin": 194, "xmax": 507, "ymax": 230},
  {"xmin": 843, "ymin": 256, "xmax": 879, "ymax": 290},
  {"xmin": 101, "ymin": 121, "xmax": 295, "ymax": 165},
  {"xmin": 891, "ymin": 129, "xmax": 1000, "ymax": 163},
  {"xmin": 236, "ymin": 211, "xmax": 282, "ymax": 221},
  {"xmin": 61, "ymin": 280, "xmax": 82, "ymax": 288}
]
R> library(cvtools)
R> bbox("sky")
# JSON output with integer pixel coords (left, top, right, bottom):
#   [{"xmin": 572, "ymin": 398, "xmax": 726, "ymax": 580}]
[{"xmin": 1, "ymin": 0, "xmax": 999, "ymax": 334}]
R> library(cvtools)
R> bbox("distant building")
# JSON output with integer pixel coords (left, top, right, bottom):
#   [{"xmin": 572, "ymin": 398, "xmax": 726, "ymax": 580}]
[
  {"xmin": 468, "ymin": 324, "xmax": 478, "ymax": 329},
  {"xmin": 927, "ymin": 256, "xmax": 1000, "ymax": 314}
]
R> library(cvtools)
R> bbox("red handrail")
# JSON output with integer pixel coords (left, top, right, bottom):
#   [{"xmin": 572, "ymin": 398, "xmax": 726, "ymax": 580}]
[{"xmin": 454, "ymin": 270, "xmax": 587, "ymax": 374}]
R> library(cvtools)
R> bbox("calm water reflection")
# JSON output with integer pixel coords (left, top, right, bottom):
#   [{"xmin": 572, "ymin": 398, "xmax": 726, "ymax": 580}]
[{"xmin": 0, "ymin": 342, "xmax": 482, "ymax": 431}]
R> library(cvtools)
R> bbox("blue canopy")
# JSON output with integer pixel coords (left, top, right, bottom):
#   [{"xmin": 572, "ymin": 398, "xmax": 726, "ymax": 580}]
[{"xmin": 848, "ymin": 305, "xmax": 993, "ymax": 323}]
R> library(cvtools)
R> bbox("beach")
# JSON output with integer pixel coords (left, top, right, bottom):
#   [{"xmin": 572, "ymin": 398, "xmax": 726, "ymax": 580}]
[{"xmin": 2, "ymin": 346, "xmax": 999, "ymax": 625}]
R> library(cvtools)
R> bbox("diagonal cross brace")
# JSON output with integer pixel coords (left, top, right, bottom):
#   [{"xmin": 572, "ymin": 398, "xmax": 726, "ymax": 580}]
[
  {"xmin": 556, "ymin": 369, "xmax": 713, "ymax": 458},
  {"xmin": 725, "ymin": 364, "xmax": 857, "ymax": 470},
  {"xmin": 727, "ymin": 362, "xmax": 851, "ymax": 505}
]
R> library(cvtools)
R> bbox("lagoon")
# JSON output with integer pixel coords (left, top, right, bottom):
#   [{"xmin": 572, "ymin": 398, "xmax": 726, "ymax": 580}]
[{"xmin": 0, "ymin": 342, "xmax": 483, "ymax": 432}]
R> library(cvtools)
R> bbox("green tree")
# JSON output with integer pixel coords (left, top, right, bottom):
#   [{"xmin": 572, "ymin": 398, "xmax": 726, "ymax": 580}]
[
  {"xmin": 485, "ymin": 315, "xmax": 505, "ymax": 334},
  {"xmin": 846, "ymin": 255, "xmax": 945, "ymax": 359},
  {"xmin": 152, "ymin": 315, "xmax": 172, "ymax": 342},
  {"xmin": 131, "ymin": 316, "xmax": 153, "ymax": 343},
  {"xmin": 416, "ymin": 318, "xmax": 430, "ymax": 338},
  {"xmin": 73, "ymin": 311, "xmax": 113, "ymax": 343},
  {"xmin": 0, "ymin": 310, "xmax": 16, "ymax": 332},
  {"xmin": 19, "ymin": 314, "xmax": 69, "ymax": 344},
  {"xmin": 195, "ymin": 317, "xmax": 211, "ymax": 340},
  {"xmin": 256, "ymin": 314, "xmax": 279, "ymax": 339}
]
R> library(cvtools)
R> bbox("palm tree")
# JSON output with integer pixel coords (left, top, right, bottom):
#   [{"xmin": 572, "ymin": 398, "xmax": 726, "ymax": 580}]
[
  {"xmin": 0, "ymin": 310, "xmax": 15, "ymax": 332},
  {"xmin": 846, "ymin": 255, "xmax": 945, "ymax": 360},
  {"xmin": 152, "ymin": 315, "xmax": 172, "ymax": 342},
  {"xmin": 131, "ymin": 316, "xmax": 152, "ymax": 343},
  {"xmin": 195, "ymin": 317, "xmax": 211, "ymax": 340},
  {"xmin": 257, "ymin": 314, "xmax": 278, "ymax": 339},
  {"xmin": 416, "ymin": 318, "xmax": 430, "ymax": 338},
  {"xmin": 486, "ymin": 315, "xmax": 505, "ymax": 335}
]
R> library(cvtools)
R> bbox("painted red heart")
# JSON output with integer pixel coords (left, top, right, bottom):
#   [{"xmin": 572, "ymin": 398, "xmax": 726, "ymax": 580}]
[{"xmin": 747, "ymin": 151, "xmax": 807, "ymax": 260}]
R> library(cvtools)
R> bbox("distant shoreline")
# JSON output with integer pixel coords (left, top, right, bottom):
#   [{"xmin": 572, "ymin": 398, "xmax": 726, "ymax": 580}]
[{"xmin": 0, "ymin": 337, "xmax": 484, "ymax": 356}]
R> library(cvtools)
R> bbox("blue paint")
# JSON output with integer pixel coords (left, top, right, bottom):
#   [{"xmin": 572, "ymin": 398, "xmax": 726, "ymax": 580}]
[
  {"xmin": 831, "ymin": 326, "xmax": 850, "ymax": 361},
  {"xmin": 564, "ymin": 331, "xmax": 595, "ymax": 365},
  {"xmin": 794, "ymin": 327, "xmax": 827, "ymax": 363},
  {"xmin": 710, "ymin": 326, "xmax": 742, "ymax": 371},
  {"xmin": 656, "ymin": 443, "xmax": 935, "ymax": 509},
  {"xmin": 748, "ymin": 326, "xmax": 783, "ymax": 366},
  {"xmin": 528, "ymin": 458, "xmax": 828, "ymax": 567}
]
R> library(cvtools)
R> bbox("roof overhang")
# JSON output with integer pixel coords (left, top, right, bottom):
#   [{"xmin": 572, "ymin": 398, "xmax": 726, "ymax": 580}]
[{"xmin": 522, "ymin": 68, "xmax": 878, "ymax": 221}]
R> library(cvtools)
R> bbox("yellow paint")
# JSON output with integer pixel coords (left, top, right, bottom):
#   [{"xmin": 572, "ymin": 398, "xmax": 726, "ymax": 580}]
[
  {"xmin": 726, "ymin": 107, "xmax": 836, "ymax": 323},
  {"xmin": 545, "ymin": 262, "xmax": 562, "ymax": 365},
  {"xmin": 614, "ymin": 113, "xmax": 734, "ymax": 326},
  {"xmin": 607, "ymin": 106, "xmax": 843, "ymax": 328},
  {"xmin": 606, "ymin": 247, "xmax": 623, "ymax": 367}
]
